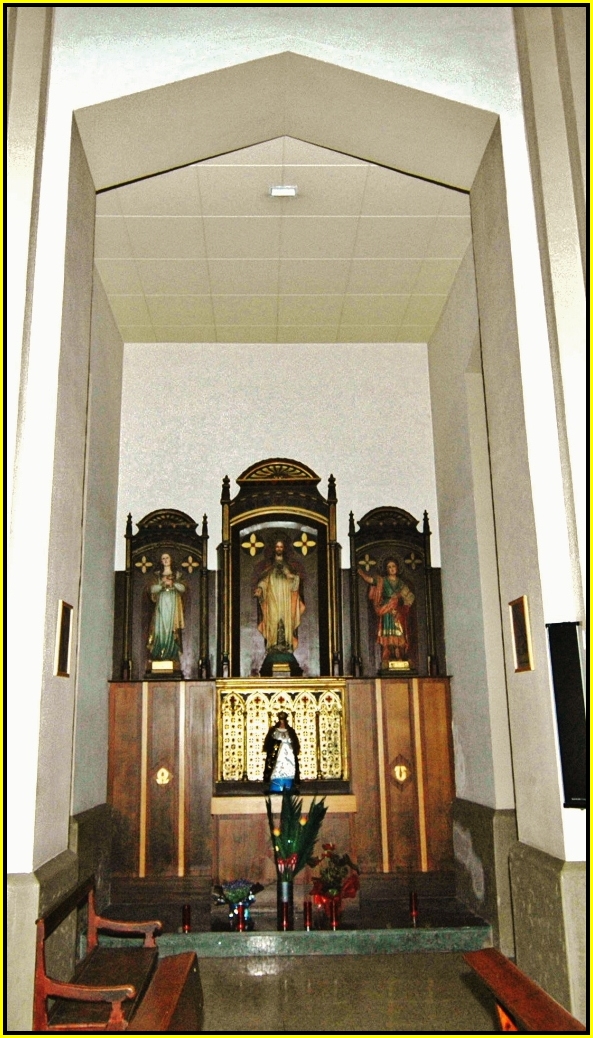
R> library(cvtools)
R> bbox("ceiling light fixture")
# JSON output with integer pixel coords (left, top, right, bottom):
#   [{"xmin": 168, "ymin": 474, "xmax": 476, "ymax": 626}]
[{"xmin": 269, "ymin": 185, "xmax": 298, "ymax": 197}]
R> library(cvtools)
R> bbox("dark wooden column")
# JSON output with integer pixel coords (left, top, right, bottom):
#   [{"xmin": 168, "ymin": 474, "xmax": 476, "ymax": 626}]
[
  {"xmin": 199, "ymin": 514, "xmax": 209, "ymax": 678},
  {"xmin": 327, "ymin": 474, "xmax": 343, "ymax": 676},
  {"xmin": 348, "ymin": 511, "xmax": 362, "ymax": 676}
]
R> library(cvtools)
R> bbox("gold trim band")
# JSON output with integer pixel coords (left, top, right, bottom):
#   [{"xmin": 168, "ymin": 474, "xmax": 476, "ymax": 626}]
[
  {"xmin": 231, "ymin": 506, "xmax": 328, "ymax": 527},
  {"xmin": 375, "ymin": 679, "xmax": 390, "ymax": 873},
  {"xmin": 211, "ymin": 795, "xmax": 357, "ymax": 815},
  {"xmin": 139, "ymin": 682, "xmax": 149, "ymax": 878},
  {"xmin": 177, "ymin": 681, "xmax": 186, "ymax": 877},
  {"xmin": 412, "ymin": 678, "xmax": 428, "ymax": 871}
]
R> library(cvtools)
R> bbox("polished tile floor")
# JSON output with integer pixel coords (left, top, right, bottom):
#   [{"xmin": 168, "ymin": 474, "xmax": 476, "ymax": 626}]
[{"xmin": 198, "ymin": 951, "xmax": 499, "ymax": 1033}]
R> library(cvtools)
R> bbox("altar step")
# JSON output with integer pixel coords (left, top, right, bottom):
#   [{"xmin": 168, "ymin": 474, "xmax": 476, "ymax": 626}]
[
  {"xmin": 103, "ymin": 918, "xmax": 492, "ymax": 958},
  {"xmin": 105, "ymin": 870, "xmax": 485, "ymax": 939}
]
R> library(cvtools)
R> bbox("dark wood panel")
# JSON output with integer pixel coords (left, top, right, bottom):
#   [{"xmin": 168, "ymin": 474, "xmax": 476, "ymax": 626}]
[
  {"xmin": 147, "ymin": 683, "xmax": 179, "ymax": 876},
  {"xmin": 215, "ymin": 815, "xmax": 274, "ymax": 886},
  {"xmin": 348, "ymin": 680, "xmax": 382, "ymax": 872},
  {"xmin": 109, "ymin": 684, "xmax": 142, "ymax": 875},
  {"xmin": 382, "ymin": 679, "xmax": 419, "ymax": 870},
  {"xmin": 186, "ymin": 682, "xmax": 215, "ymax": 871},
  {"xmin": 419, "ymin": 679, "xmax": 454, "ymax": 869}
]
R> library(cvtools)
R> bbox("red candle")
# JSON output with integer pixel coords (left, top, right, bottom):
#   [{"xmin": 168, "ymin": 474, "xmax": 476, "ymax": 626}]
[
  {"xmin": 281, "ymin": 901, "xmax": 290, "ymax": 931},
  {"xmin": 237, "ymin": 904, "xmax": 246, "ymax": 932},
  {"xmin": 409, "ymin": 891, "xmax": 418, "ymax": 927},
  {"xmin": 303, "ymin": 900, "xmax": 312, "ymax": 931},
  {"xmin": 182, "ymin": 904, "xmax": 191, "ymax": 933},
  {"xmin": 330, "ymin": 899, "xmax": 339, "ymax": 930}
]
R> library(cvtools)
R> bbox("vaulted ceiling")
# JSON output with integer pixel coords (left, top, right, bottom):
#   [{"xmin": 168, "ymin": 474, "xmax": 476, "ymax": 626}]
[{"xmin": 94, "ymin": 135, "xmax": 471, "ymax": 344}]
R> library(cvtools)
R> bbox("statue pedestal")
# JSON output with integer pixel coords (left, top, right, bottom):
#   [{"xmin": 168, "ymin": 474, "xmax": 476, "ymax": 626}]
[
  {"xmin": 145, "ymin": 660, "xmax": 181, "ymax": 679},
  {"xmin": 260, "ymin": 651, "xmax": 303, "ymax": 677}
]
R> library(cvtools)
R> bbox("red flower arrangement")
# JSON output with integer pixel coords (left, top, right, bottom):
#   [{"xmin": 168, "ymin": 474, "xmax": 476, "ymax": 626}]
[{"xmin": 309, "ymin": 843, "xmax": 360, "ymax": 920}]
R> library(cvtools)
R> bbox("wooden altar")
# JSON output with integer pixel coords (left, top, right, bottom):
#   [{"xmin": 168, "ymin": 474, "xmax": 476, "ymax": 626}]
[
  {"xmin": 108, "ymin": 676, "xmax": 454, "ymax": 890},
  {"xmin": 108, "ymin": 457, "xmax": 453, "ymax": 908}
]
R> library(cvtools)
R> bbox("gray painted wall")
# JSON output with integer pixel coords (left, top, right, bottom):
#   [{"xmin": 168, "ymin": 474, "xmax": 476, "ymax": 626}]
[{"xmin": 72, "ymin": 272, "xmax": 123, "ymax": 815}]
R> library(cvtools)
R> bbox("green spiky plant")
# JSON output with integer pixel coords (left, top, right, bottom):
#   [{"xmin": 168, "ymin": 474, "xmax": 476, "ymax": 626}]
[{"xmin": 265, "ymin": 791, "xmax": 328, "ymax": 881}]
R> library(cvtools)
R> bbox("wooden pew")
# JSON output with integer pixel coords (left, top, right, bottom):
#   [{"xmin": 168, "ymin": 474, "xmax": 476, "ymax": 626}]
[
  {"xmin": 34, "ymin": 876, "xmax": 203, "ymax": 1031},
  {"xmin": 464, "ymin": 948, "xmax": 585, "ymax": 1033}
]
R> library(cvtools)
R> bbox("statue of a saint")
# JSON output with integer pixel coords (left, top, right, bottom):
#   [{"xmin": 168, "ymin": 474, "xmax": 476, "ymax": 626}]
[
  {"xmin": 358, "ymin": 557, "xmax": 415, "ymax": 669},
  {"xmin": 263, "ymin": 711, "xmax": 300, "ymax": 792},
  {"xmin": 254, "ymin": 539, "xmax": 305, "ymax": 675},
  {"xmin": 147, "ymin": 552, "xmax": 186, "ymax": 663}
]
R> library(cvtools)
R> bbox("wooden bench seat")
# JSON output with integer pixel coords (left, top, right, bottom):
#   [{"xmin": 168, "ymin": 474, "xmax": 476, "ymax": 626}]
[
  {"xmin": 464, "ymin": 948, "xmax": 585, "ymax": 1032},
  {"xmin": 34, "ymin": 876, "xmax": 203, "ymax": 1032}
]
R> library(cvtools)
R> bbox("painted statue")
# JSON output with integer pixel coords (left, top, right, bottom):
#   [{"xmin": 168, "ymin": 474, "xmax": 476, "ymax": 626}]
[
  {"xmin": 358, "ymin": 557, "xmax": 415, "ymax": 666},
  {"xmin": 147, "ymin": 552, "xmax": 186, "ymax": 661},
  {"xmin": 263, "ymin": 711, "xmax": 301, "ymax": 792},
  {"xmin": 254, "ymin": 539, "xmax": 305, "ymax": 653}
]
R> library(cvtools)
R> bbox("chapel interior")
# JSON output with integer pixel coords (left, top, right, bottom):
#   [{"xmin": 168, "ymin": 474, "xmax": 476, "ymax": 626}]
[{"xmin": 7, "ymin": 7, "xmax": 586, "ymax": 1032}]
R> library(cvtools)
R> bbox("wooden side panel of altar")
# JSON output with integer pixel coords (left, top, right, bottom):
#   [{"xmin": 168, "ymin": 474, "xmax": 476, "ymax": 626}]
[
  {"xmin": 381, "ymin": 679, "xmax": 419, "ymax": 870},
  {"xmin": 418, "ymin": 678, "xmax": 455, "ymax": 869},
  {"xmin": 377, "ymin": 677, "xmax": 454, "ymax": 872},
  {"xmin": 348, "ymin": 680, "xmax": 382, "ymax": 872},
  {"xmin": 108, "ymin": 682, "xmax": 215, "ymax": 880},
  {"xmin": 147, "ymin": 684, "xmax": 179, "ymax": 875},
  {"xmin": 109, "ymin": 683, "xmax": 142, "ymax": 875},
  {"xmin": 187, "ymin": 683, "xmax": 215, "ymax": 870}
]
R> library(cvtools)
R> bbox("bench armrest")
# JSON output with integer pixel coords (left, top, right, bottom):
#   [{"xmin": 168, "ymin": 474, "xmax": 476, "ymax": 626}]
[
  {"xmin": 93, "ymin": 915, "xmax": 162, "ymax": 948},
  {"xmin": 45, "ymin": 977, "xmax": 135, "ymax": 1003}
]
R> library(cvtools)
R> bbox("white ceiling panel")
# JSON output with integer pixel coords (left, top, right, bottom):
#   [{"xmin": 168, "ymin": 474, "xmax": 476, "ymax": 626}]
[
  {"xmin": 146, "ymin": 294, "xmax": 215, "ymax": 324},
  {"xmin": 109, "ymin": 294, "xmax": 152, "ymax": 324},
  {"xmin": 278, "ymin": 295, "xmax": 344, "ymax": 325},
  {"xmin": 136, "ymin": 259, "xmax": 211, "ymax": 294},
  {"xmin": 354, "ymin": 216, "xmax": 436, "ymax": 258},
  {"xmin": 152, "ymin": 325, "xmax": 217, "ymax": 342},
  {"xmin": 212, "ymin": 295, "xmax": 277, "ymax": 325},
  {"xmin": 340, "ymin": 295, "xmax": 409, "ymax": 325},
  {"xmin": 125, "ymin": 216, "xmax": 206, "ymax": 259},
  {"xmin": 203, "ymin": 216, "xmax": 281, "ymax": 258},
  {"xmin": 278, "ymin": 259, "xmax": 351, "ymax": 294},
  {"xmin": 94, "ymin": 136, "xmax": 471, "ymax": 344},
  {"xmin": 95, "ymin": 258, "xmax": 143, "ymax": 294},
  {"xmin": 280, "ymin": 217, "xmax": 359, "ymax": 259},
  {"xmin": 116, "ymin": 167, "xmax": 201, "ymax": 216},
  {"xmin": 345, "ymin": 259, "xmax": 421, "ymax": 294},
  {"xmin": 208, "ymin": 259, "xmax": 280, "ymax": 295}
]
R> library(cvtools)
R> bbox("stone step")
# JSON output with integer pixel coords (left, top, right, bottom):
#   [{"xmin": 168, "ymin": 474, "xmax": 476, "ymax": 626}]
[{"xmin": 102, "ymin": 922, "xmax": 492, "ymax": 958}]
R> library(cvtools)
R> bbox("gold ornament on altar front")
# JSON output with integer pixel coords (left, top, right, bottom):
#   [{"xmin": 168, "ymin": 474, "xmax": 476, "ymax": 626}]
[
  {"xmin": 155, "ymin": 767, "xmax": 171, "ymax": 785},
  {"xmin": 135, "ymin": 555, "xmax": 153, "ymax": 573},
  {"xmin": 390, "ymin": 754, "xmax": 413, "ymax": 791}
]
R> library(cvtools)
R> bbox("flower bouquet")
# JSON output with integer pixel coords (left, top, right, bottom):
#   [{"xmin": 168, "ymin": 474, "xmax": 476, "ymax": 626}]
[
  {"xmin": 212, "ymin": 879, "xmax": 264, "ymax": 930},
  {"xmin": 309, "ymin": 843, "xmax": 360, "ymax": 925},
  {"xmin": 265, "ymin": 791, "xmax": 328, "ymax": 929}
]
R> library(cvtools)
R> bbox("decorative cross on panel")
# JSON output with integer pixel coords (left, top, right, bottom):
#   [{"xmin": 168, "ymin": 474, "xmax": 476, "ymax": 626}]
[
  {"xmin": 242, "ymin": 533, "xmax": 265, "ymax": 556},
  {"xmin": 182, "ymin": 555, "xmax": 200, "ymax": 573},
  {"xmin": 135, "ymin": 555, "xmax": 153, "ymax": 573},
  {"xmin": 358, "ymin": 553, "xmax": 377, "ymax": 573},
  {"xmin": 405, "ymin": 552, "xmax": 422, "ymax": 570},
  {"xmin": 293, "ymin": 532, "xmax": 316, "ymax": 556}
]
